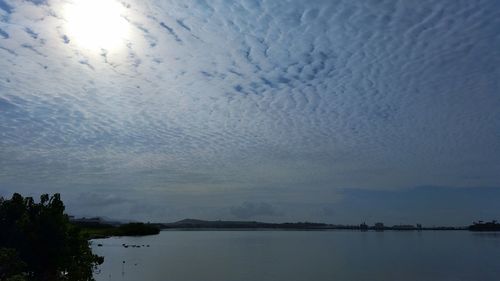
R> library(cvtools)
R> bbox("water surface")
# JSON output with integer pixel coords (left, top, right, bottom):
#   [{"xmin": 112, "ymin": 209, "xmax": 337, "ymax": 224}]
[{"xmin": 92, "ymin": 230, "xmax": 500, "ymax": 281}]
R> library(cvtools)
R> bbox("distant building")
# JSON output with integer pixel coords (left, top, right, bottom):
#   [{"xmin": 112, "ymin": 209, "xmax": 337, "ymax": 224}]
[
  {"xmin": 469, "ymin": 220, "xmax": 500, "ymax": 231},
  {"xmin": 392, "ymin": 224, "xmax": 416, "ymax": 230},
  {"xmin": 374, "ymin": 222, "xmax": 384, "ymax": 231},
  {"xmin": 360, "ymin": 222, "xmax": 368, "ymax": 231}
]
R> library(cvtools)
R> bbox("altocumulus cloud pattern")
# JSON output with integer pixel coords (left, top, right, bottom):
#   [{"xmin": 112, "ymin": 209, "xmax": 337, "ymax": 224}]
[{"xmin": 0, "ymin": 0, "xmax": 499, "ymax": 222}]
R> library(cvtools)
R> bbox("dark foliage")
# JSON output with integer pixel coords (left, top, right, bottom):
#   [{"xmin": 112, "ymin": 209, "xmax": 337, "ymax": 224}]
[
  {"xmin": 0, "ymin": 193, "xmax": 103, "ymax": 281},
  {"xmin": 73, "ymin": 221, "xmax": 160, "ymax": 239},
  {"xmin": 115, "ymin": 223, "xmax": 160, "ymax": 236}
]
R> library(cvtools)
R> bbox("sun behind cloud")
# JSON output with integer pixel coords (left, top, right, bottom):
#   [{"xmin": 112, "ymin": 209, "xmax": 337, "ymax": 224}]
[{"xmin": 63, "ymin": 0, "xmax": 130, "ymax": 51}]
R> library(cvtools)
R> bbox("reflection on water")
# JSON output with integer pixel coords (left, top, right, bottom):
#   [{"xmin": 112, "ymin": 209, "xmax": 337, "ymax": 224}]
[
  {"xmin": 92, "ymin": 230, "xmax": 500, "ymax": 281},
  {"xmin": 472, "ymin": 232, "xmax": 500, "ymax": 238}
]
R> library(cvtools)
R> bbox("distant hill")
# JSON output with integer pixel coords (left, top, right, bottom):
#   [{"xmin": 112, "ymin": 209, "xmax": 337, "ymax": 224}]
[
  {"xmin": 161, "ymin": 219, "xmax": 468, "ymax": 231},
  {"xmin": 162, "ymin": 219, "xmax": 330, "ymax": 229},
  {"xmin": 70, "ymin": 217, "xmax": 471, "ymax": 232}
]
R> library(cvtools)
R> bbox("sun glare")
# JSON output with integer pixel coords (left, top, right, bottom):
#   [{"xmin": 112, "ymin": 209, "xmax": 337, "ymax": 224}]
[{"xmin": 64, "ymin": 0, "xmax": 129, "ymax": 51}]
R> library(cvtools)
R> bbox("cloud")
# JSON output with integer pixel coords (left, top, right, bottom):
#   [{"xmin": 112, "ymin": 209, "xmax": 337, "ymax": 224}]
[
  {"xmin": 74, "ymin": 192, "xmax": 129, "ymax": 207},
  {"xmin": 230, "ymin": 202, "xmax": 278, "ymax": 219},
  {"xmin": 0, "ymin": 0, "xmax": 12, "ymax": 14},
  {"xmin": 159, "ymin": 21, "xmax": 182, "ymax": 43},
  {"xmin": 0, "ymin": 0, "xmax": 499, "ymax": 222},
  {"xmin": 26, "ymin": 0, "xmax": 46, "ymax": 5},
  {"xmin": 0, "ymin": 27, "xmax": 8, "ymax": 38}
]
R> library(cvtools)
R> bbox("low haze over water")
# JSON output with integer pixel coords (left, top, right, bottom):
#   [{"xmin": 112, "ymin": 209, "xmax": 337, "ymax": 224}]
[{"xmin": 92, "ymin": 230, "xmax": 500, "ymax": 281}]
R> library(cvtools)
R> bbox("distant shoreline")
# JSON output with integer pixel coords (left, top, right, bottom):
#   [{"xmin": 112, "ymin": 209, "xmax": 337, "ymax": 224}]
[
  {"xmin": 159, "ymin": 219, "xmax": 468, "ymax": 231},
  {"xmin": 159, "ymin": 227, "xmax": 468, "ymax": 232},
  {"xmin": 76, "ymin": 218, "xmax": 500, "ymax": 238}
]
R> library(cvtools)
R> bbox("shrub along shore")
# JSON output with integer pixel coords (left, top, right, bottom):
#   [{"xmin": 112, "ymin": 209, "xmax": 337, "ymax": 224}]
[{"xmin": 73, "ymin": 221, "xmax": 161, "ymax": 239}]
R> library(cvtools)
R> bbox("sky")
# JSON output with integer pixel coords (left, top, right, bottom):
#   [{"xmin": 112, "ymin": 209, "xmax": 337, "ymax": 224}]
[{"xmin": 0, "ymin": 0, "xmax": 499, "ymax": 225}]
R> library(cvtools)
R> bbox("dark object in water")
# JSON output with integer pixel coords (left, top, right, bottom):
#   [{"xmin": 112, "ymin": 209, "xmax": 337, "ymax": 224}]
[
  {"xmin": 469, "ymin": 220, "xmax": 500, "ymax": 231},
  {"xmin": 97, "ymin": 244, "xmax": 103, "ymax": 247}
]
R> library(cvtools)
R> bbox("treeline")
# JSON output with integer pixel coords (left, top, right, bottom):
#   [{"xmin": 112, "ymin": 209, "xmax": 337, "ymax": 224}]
[
  {"xmin": 161, "ymin": 219, "xmax": 467, "ymax": 231},
  {"xmin": 162, "ymin": 219, "xmax": 329, "ymax": 229},
  {"xmin": 74, "ymin": 221, "xmax": 161, "ymax": 239},
  {"xmin": 116, "ymin": 223, "xmax": 161, "ymax": 236},
  {"xmin": 0, "ymin": 193, "xmax": 103, "ymax": 281}
]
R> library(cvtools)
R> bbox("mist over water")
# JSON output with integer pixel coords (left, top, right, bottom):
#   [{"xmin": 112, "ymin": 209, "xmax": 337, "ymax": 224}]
[{"xmin": 92, "ymin": 230, "xmax": 500, "ymax": 281}]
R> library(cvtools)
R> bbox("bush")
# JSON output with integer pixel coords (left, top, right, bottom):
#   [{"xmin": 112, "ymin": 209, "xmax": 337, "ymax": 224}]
[
  {"xmin": 116, "ymin": 223, "xmax": 160, "ymax": 236},
  {"xmin": 0, "ymin": 193, "xmax": 103, "ymax": 281}
]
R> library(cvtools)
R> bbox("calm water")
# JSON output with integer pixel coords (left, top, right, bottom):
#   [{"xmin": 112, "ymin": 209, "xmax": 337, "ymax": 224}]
[{"xmin": 92, "ymin": 230, "xmax": 500, "ymax": 281}]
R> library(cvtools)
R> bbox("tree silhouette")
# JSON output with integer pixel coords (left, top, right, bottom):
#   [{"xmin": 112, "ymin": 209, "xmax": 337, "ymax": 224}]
[{"xmin": 0, "ymin": 193, "xmax": 103, "ymax": 281}]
